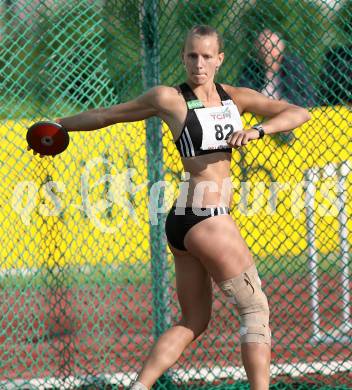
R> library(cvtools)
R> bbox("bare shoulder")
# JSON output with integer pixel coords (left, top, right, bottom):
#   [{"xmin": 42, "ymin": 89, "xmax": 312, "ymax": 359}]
[
  {"xmin": 221, "ymin": 84, "xmax": 292, "ymax": 116},
  {"xmin": 146, "ymin": 85, "xmax": 180, "ymax": 105},
  {"xmin": 220, "ymin": 84, "xmax": 259, "ymax": 114}
]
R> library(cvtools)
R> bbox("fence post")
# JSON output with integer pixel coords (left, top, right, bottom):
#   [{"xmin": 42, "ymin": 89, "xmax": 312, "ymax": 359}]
[{"xmin": 140, "ymin": 0, "xmax": 171, "ymax": 347}]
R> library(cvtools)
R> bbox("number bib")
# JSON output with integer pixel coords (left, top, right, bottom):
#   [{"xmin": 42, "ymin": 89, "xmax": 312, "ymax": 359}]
[{"xmin": 195, "ymin": 102, "xmax": 243, "ymax": 151}]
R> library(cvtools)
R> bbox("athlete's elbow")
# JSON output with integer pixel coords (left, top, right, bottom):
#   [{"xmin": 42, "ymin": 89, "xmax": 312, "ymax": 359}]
[
  {"xmin": 289, "ymin": 105, "xmax": 311, "ymax": 126},
  {"xmin": 300, "ymin": 107, "xmax": 311, "ymax": 123}
]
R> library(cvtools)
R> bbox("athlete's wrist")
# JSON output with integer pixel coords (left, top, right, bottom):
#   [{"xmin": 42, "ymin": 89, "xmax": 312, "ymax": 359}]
[{"xmin": 252, "ymin": 124, "xmax": 265, "ymax": 139}]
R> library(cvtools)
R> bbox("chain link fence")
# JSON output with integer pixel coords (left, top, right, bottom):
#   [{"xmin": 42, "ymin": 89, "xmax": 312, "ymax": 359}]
[{"xmin": 0, "ymin": 0, "xmax": 351, "ymax": 389}]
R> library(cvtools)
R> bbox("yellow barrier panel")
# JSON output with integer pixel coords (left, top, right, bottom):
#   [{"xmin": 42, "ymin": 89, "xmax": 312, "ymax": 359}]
[{"xmin": 1, "ymin": 106, "xmax": 351, "ymax": 270}]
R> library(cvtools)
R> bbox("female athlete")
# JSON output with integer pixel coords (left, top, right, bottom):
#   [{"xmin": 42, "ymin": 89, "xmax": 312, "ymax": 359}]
[{"xmin": 54, "ymin": 25, "xmax": 310, "ymax": 390}]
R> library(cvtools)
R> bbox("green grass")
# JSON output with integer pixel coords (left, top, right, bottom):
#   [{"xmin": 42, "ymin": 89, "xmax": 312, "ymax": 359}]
[
  {"xmin": 260, "ymin": 251, "xmax": 351, "ymax": 279},
  {"xmin": 0, "ymin": 261, "xmax": 153, "ymax": 290}
]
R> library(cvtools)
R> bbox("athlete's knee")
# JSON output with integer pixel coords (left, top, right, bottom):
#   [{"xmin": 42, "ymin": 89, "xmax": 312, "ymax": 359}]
[
  {"xmin": 217, "ymin": 264, "xmax": 271, "ymax": 345},
  {"xmin": 178, "ymin": 316, "xmax": 210, "ymax": 340},
  {"xmin": 215, "ymin": 246, "xmax": 254, "ymax": 271}
]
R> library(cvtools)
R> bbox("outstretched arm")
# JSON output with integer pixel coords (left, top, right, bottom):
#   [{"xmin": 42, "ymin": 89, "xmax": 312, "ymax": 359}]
[{"xmin": 58, "ymin": 87, "xmax": 161, "ymax": 132}]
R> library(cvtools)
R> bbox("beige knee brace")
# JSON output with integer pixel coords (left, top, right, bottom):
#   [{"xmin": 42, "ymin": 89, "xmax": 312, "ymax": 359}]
[{"xmin": 218, "ymin": 264, "xmax": 271, "ymax": 345}]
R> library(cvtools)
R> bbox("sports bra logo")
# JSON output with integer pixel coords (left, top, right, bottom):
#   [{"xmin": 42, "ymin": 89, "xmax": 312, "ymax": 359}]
[{"xmin": 187, "ymin": 100, "xmax": 203, "ymax": 109}]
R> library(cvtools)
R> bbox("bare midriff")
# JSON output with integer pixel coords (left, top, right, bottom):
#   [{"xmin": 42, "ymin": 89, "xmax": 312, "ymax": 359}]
[{"xmin": 176, "ymin": 151, "xmax": 234, "ymax": 209}]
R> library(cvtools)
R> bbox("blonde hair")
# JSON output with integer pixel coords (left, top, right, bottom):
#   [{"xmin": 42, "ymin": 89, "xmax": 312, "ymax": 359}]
[{"xmin": 182, "ymin": 25, "xmax": 224, "ymax": 54}]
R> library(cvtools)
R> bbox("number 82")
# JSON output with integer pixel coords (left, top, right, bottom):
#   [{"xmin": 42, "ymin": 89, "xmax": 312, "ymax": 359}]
[{"xmin": 214, "ymin": 124, "xmax": 234, "ymax": 140}]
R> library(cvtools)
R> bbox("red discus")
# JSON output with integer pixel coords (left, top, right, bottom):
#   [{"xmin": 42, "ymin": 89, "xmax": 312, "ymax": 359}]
[{"xmin": 26, "ymin": 121, "xmax": 69, "ymax": 156}]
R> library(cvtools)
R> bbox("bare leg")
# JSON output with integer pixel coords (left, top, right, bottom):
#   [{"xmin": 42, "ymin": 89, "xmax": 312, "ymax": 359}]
[
  {"xmin": 184, "ymin": 215, "xmax": 272, "ymax": 390},
  {"xmin": 134, "ymin": 249, "xmax": 212, "ymax": 389},
  {"xmin": 136, "ymin": 323, "xmax": 197, "ymax": 388},
  {"xmin": 241, "ymin": 343, "xmax": 271, "ymax": 390}
]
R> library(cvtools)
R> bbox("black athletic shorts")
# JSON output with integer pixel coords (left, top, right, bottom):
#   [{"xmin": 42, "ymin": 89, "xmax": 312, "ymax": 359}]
[{"xmin": 165, "ymin": 205, "xmax": 230, "ymax": 251}]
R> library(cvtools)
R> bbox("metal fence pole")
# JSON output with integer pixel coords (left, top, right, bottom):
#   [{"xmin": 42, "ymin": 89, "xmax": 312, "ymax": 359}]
[
  {"xmin": 140, "ymin": 3, "xmax": 174, "ymax": 387},
  {"xmin": 140, "ymin": 0, "xmax": 171, "ymax": 345}
]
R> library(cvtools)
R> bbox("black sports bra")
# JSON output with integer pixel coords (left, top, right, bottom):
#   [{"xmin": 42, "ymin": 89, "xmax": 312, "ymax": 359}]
[{"xmin": 175, "ymin": 83, "xmax": 243, "ymax": 158}]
